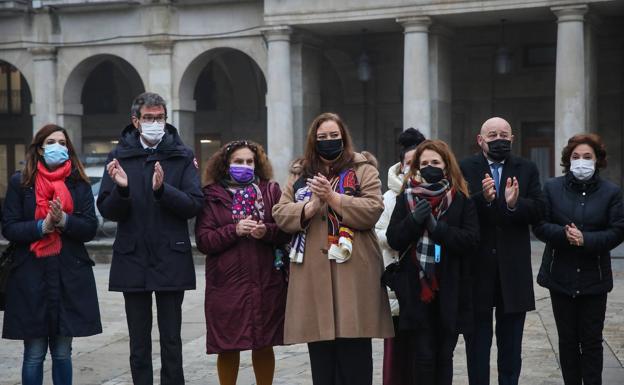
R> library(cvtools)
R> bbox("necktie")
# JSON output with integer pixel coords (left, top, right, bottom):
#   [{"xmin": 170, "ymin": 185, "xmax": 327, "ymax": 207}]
[{"xmin": 491, "ymin": 163, "xmax": 502, "ymax": 196}]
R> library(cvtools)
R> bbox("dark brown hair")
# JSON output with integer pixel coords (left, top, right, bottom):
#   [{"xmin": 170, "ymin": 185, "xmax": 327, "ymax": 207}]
[
  {"xmin": 560, "ymin": 133, "xmax": 607, "ymax": 172},
  {"xmin": 405, "ymin": 139, "xmax": 469, "ymax": 197},
  {"xmin": 22, "ymin": 124, "xmax": 89, "ymax": 187},
  {"xmin": 303, "ymin": 112, "xmax": 355, "ymax": 177},
  {"xmin": 204, "ymin": 140, "xmax": 273, "ymax": 184}
]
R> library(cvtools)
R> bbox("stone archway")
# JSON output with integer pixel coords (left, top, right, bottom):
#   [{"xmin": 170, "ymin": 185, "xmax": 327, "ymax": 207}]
[
  {"xmin": 61, "ymin": 54, "xmax": 145, "ymax": 157},
  {"xmin": 177, "ymin": 48, "xmax": 267, "ymax": 181}
]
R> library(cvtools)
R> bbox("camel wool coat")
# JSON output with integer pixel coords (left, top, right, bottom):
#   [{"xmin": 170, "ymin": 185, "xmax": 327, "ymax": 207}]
[{"xmin": 273, "ymin": 153, "xmax": 394, "ymax": 344}]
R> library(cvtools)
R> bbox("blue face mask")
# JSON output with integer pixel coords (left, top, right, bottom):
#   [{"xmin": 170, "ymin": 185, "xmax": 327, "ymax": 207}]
[{"xmin": 43, "ymin": 142, "xmax": 69, "ymax": 167}]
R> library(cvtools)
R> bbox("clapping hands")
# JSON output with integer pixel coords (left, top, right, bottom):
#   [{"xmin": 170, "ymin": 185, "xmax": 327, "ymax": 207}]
[
  {"xmin": 565, "ymin": 223, "xmax": 584, "ymax": 247},
  {"xmin": 236, "ymin": 215, "xmax": 267, "ymax": 239}
]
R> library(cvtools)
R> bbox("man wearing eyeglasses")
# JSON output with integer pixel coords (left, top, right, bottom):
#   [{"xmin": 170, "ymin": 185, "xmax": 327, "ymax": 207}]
[
  {"xmin": 459, "ymin": 117, "xmax": 545, "ymax": 385},
  {"xmin": 97, "ymin": 92, "xmax": 203, "ymax": 385}
]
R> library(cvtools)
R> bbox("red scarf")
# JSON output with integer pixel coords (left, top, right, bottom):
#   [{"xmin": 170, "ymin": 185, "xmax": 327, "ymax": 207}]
[{"xmin": 30, "ymin": 160, "xmax": 74, "ymax": 258}]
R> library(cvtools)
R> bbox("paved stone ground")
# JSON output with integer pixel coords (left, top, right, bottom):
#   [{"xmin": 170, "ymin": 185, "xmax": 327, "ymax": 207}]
[{"xmin": 1, "ymin": 242, "xmax": 623, "ymax": 385}]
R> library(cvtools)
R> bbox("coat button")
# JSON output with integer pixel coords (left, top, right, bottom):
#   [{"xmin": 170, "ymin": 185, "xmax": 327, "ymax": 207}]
[
  {"xmin": 577, "ymin": 268, "xmax": 581, "ymax": 273},
  {"xmin": 582, "ymin": 192, "xmax": 586, "ymax": 196},
  {"xmin": 492, "ymin": 248, "xmax": 497, "ymax": 254},
  {"xmin": 581, "ymin": 203, "xmax": 585, "ymax": 206},
  {"xmin": 576, "ymin": 290, "xmax": 580, "ymax": 294}
]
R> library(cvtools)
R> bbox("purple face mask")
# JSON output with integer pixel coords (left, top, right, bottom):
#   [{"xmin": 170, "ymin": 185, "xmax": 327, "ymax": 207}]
[{"xmin": 229, "ymin": 164, "xmax": 255, "ymax": 184}]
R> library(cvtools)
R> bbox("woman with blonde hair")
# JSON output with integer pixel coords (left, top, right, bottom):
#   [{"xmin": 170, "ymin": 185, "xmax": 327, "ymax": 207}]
[{"xmin": 386, "ymin": 139, "xmax": 479, "ymax": 385}]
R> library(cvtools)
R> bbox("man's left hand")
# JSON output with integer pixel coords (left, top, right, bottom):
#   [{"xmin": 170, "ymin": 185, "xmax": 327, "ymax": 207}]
[
  {"xmin": 153, "ymin": 161, "xmax": 164, "ymax": 191},
  {"xmin": 505, "ymin": 176, "xmax": 519, "ymax": 209}
]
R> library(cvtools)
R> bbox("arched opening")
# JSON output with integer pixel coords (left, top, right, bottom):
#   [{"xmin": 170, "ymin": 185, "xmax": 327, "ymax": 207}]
[
  {"xmin": 179, "ymin": 48, "xmax": 266, "ymax": 182},
  {"xmin": 62, "ymin": 54, "xmax": 144, "ymax": 164},
  {"xmin": 0, "ymin": 60, "xmax": 32, "ymax": 200}
]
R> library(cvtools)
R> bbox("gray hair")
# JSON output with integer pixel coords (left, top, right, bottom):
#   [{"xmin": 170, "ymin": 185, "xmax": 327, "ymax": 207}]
[{"xmin": 131, "ymin": 92, "xmax": 167, "ymax": 119}]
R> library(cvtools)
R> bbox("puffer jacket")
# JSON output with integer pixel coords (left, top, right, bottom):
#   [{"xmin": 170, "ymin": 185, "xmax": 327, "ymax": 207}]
[
  {"xmin": 375, "ymin": 162, "xmax": 404, "ymax": 316},
  {"xmin": 534, "ymin": 173, "xmax": 624, "ymax": 296}
]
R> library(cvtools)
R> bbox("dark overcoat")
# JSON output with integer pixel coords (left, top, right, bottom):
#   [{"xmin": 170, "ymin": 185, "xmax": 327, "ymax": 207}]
[
  {"xmin": 2, "ymin": 171, "xmax": 102, "ymax": 339},
  {"xmin": 534, "ymin": 173, "xmax": 624, "ymax": 296},
  {"xmin": 97, "ymin": 124, "xmax": 203, "ymax": 292},
  {"xmin": 195, "ymin": 181, "xmax": 290, "ymax": 353},
  {"xmin": 460, "ymin": 153, "xmax": 545, "ymax": 314},
  {"xmin": 386, "ymin": 191, "xmax": 479, "ymax": 334}
]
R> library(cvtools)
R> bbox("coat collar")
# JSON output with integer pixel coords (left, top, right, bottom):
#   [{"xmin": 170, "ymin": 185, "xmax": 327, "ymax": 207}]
[
  {"xmin": 115, "ymin": 123, "xmax": 188, "ymax": 161},
  {"xmin": 386, "ymin": 162, "xmax": 403, "ymax": 194}
]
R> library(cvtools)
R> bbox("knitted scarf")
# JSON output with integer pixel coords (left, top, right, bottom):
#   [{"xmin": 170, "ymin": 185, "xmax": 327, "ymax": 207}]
[
  {"xmin": 30, "ymin": 160, "xmax": 74, "ymax": 258},
  {"xmin": 222, "ymin": 178, "xmax": 265, "ymax": 223},
  {"xmin": 288, "ymin": 183, "xmax": 312, "ymax": 264},
  {"xmin": 289, "ymin": 168, "xmax": 359, "ymax": 264},
  {"xmin": 404, "ymin": 176, "xmax": 454, "ymax": 303},
  {"xmin": 327, "ymin": 169, "xmax": 358, "ymax": 263}
]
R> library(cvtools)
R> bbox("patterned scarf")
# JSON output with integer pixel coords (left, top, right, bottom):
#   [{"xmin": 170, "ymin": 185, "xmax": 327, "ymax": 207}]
[
  {"xmin": 222, "ymin": 178, "xmax": 265, "ymax": 223},
  {"xmin": 30, "ymin": 160, "xmax": 74, "ymax": 258},
  {"xmin": 404, "ymin": 176, "xmax": 454, "ymax": 303},
  {"xmin": 289, "ymin": 168, "xmax": 359, "ymax": 264},
  {"xmin": 327, "ymin": 169, "xmax": 358, "ymax": 263},
  {"xmin": 288, "ymin": 183, "xmax": 312, "ymax": 264}
]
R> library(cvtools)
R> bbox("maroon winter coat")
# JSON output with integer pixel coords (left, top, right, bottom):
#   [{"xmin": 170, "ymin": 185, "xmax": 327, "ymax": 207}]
[{"xmin": 195, "ymin": 180, "xmax": 290, "ymax": 354}]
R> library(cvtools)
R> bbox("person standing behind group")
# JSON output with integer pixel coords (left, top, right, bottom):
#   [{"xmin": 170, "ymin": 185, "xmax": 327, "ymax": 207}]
[
  {"xmin": 460, "ymin": 117, "xmax": 545, "ymax": 385},
  {"xmin": 273, "ymin": 112, "xmax": 394, "ymax": 385},
  {"xmin": 534, "ymin": 134, "xmax": 624, "ymax": 385},
  {"xmin": 97, "ymin": 92, "xmax": 203, "ymax": 385},
  {"xmin": 195, "ymin": 140, "xmax": 290, "ymax": 385},
  {"xmin": 385, "ymin": 139, "xmax": 479, "ymax": 385},
  {"xmin": 2, "ymin": 124, "xmax": 101, "ymax": 385},
  {"xmin": 375, "ymin": 127, "xmax": 425, "ymax": 385}
]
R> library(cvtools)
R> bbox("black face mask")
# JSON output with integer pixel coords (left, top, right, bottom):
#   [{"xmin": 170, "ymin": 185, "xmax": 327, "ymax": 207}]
[
  {"xmin": 420, "ymin": 165, "xmax": 445, "ymax": 184},
  {"xmin": 486, "ymin": 139, "xmax": 512, "ymax": 161},
  {"xmin": 316, "ymin": 139, "xmax": 343, "ymax": 161}
]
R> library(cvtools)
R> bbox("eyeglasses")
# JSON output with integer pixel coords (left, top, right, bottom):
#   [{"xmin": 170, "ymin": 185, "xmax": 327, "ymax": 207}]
[{"xmin": 140, "ymin": 114, "xmax": 167, "ymax": 124}]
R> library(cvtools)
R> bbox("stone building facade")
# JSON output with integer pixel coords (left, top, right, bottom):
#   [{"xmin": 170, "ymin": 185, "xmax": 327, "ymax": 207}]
[{"xmin": 0, "ymin": 0, "xmax": 622, "ymax": 194}]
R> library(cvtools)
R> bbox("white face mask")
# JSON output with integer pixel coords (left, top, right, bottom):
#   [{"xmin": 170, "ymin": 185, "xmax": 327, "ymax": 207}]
[
  {"xmin": 570, "ymin": 158, "xmax": 595, "ymax": 181},
  {"xmin": 140, "ymin": 121, "xmax": 165, "ymax": 145}
]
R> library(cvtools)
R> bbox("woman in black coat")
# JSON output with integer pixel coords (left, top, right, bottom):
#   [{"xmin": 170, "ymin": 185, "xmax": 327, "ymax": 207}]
[
  {"xmin": 2, "ymin": 124, "xmax": 101, "ymax": 385},
  {"xmin": 386, "ymin": 140, "xmax": 479, "ymax": 385},
  {"xmin": 534, "ymin": 133, "xmax": 624, "ymax": 385}
]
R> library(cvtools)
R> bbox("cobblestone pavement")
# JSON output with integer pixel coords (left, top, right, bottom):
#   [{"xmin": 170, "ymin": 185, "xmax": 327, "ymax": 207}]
[{"xmin": 1, "ymin": 243, "xmax": 623, "ymax": 385}]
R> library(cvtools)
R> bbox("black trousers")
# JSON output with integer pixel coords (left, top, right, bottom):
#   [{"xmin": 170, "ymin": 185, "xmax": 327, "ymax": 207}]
[
  {"xmin": 403, "ymin": 298, "xmax": 459, "ymax": 385},
  {"xmin": 308, "ymin": 338, "xmax": 372, "ymax": 385},
  {"xmin": 123, "ymin": 291, "xmax": 185, "ymax": 385},
  {"xmin": 465, "ymin": 307, "xmax": 526, "ymax": 385},
  {"xmin": 550, "ymin": 290, "xmax": 607, "ymax": 385}
]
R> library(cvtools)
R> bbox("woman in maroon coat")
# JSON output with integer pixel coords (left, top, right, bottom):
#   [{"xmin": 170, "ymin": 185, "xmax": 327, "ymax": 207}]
[{"xmin": 195, "ymin": 140, "xmax": 290, "ymax": 385}]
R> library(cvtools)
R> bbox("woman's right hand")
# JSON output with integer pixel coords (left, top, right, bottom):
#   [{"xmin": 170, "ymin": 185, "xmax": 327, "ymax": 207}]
[{"xmin": 303, "ymin": 194, "xmax": 321, "ymax": 221}]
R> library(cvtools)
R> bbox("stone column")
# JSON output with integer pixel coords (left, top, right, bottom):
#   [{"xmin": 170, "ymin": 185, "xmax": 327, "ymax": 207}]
[
  {"xmin": 57, "ymin": 104, "xmax": 83, "ymax": 155},
  {"xmin": 291, "ymin": 34, "xmax": 322, "ymax": 158},
  {"xmin": 263, "ymin": 26, "xmax": 293, "ymax": 185},
  {"xmin": 429, "ymin": 24, "xmax": 453, "ymax": 143},
  {"xmin": 398, "ymin": 16, "xmax": 431, "ymax": 138},
  {"xmin": 552, "ymin": 5, "xmax": 587, "ymax": 165},
  {"xmin": 29, "ymin": 46, "xmax": 58, "ymax": 131},
  {"xmin": 171, "ymin": 98, "xmax": 196, "ymax": 151},
  {"xmin": 584, "ymin": 13, "xmax": 599, "ymax": 132}
]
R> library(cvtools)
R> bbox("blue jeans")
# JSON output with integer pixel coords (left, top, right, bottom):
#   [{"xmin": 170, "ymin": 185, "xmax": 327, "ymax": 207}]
[{"xmin": 22, "ymin": 335, "xmax": 73, "ymax": 385}]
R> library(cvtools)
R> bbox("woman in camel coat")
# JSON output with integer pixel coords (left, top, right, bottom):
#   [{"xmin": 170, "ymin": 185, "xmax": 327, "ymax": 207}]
[{"xmin": 273, "ymin": 112, "xmax": 394, "ymax": 385}]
